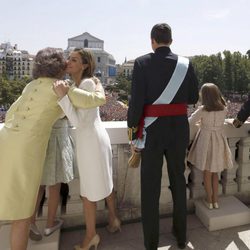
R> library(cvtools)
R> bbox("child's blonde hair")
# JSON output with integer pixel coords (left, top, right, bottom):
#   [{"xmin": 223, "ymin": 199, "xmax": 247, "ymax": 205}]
[{"xmin": 200, "ymin": 83, "xmax": 226, "ymax": 111}]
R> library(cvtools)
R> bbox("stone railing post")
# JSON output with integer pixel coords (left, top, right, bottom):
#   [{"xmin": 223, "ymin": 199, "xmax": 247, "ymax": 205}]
[
  {"xmin": 66, "ymin": 179, "xmax": 82, "ymax": 214},
  {"xmin": 188, "ymin": 166, "xmax": 206, "ymax": 199},
  {"xmin": 237, "ymin": 136, "xmax": 250, "ymax": 192},
  {"xmin": 221, "ymin": 137, "xmax": 240, "ymax": 194}
]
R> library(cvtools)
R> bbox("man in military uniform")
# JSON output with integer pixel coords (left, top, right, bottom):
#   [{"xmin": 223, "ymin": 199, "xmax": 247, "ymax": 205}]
[
  {"xmin": 127, "ymin": 23, "xmax": 199, "ymax": 250},
  {"xmin": 233, "ymin": 95, "xmax": 250, "ymax": 128}
]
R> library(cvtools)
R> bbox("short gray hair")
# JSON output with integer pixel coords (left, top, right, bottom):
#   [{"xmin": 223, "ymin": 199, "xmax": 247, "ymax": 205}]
[{"xmin": 32, "ymin": 47, "xmax": 66, "ymax": 79}]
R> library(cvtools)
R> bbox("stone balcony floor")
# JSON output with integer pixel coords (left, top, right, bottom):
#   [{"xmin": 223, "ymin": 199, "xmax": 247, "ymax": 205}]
[{"xmin": 59, "ymin": 213, "xmax": 250, "ymax": 250}]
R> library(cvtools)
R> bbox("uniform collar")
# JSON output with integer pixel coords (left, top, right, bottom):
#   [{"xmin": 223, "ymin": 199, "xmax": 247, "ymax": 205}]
[{"xmin": 154, "ymin": 46, "xmax": 171, "ymax": 55}]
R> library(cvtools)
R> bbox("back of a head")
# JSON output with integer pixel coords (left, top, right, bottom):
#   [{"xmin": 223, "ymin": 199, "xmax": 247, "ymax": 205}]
[
  {"xmin": 32, "ymin": 47, "xmax": 66, "ymax": 79},
  {"xmin": 151, "ymin": 23, "xmax": 172, "ymax": 44},
  {"xmin": 201, "ymin": 83, "xmax": 226, "ymax": 111}
]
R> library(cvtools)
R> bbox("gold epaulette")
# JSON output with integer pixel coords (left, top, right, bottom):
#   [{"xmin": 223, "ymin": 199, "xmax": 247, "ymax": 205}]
[{"xmin": 128, "ymin": 126, "xmax": 138, "ymax": 141}]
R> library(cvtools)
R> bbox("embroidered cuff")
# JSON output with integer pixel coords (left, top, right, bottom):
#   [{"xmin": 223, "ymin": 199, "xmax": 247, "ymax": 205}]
[
  {"xmin": 233, "ymin": 118, "xmax": 244, "ymax": 128},
  {"xmin": 128, "ymin": 127, "xmax": 138, "ymax": 141}
]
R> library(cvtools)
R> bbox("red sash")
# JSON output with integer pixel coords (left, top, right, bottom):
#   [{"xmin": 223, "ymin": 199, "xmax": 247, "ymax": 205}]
[{"xmin": 137, "ymin": 103, "xmax": 187, "ymax": 138}]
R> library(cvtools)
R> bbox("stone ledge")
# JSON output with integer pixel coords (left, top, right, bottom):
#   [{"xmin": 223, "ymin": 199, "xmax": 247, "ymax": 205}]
[
  {"xmin": 195, "ymin": 195, "xmax": 250, "ymax": 231},
  {"xmin": 0, "ymin": 220, "xmax": 60, "ymax": 250}
]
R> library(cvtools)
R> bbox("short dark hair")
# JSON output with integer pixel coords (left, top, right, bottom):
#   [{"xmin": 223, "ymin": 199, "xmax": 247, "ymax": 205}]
[
  {"xmin": 73, "ymin": 48, "xmax": 95, "ymax": 79},
  {"xmin": 32, "ymin": 47, "xmax": 67, "ymax": 79},
  {"xmin": 151, "ymin": 23, "xmax": 172, "ymax": 44}
]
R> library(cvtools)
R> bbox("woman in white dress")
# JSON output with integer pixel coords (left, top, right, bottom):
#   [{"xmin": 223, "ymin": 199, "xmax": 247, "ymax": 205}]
[{"xmin": 53, "ymin": 48, "xmax": 120, "ymax": 250}]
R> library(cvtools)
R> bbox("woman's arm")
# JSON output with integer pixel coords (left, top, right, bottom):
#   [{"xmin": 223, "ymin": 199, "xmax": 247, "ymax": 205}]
[
  {"xmin": 53, "ymin": 79, "xmax": 105, "ymax": 109},
  {"xmin": 57, "ymin": 95, "xmax": 80, "ymax": 127},
  {"xmin": 53, "ymin": 78, "xmax": 101, "ymax": 126},
  {"xmin": 188, "ymin": 106, "xmax": 203, "ymax": 126}
]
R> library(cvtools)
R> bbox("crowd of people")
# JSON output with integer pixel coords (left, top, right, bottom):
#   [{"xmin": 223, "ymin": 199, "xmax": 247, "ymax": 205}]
[
  {"xmin": 187, "ymin": 101, "xmax": 247, "ymax": 119},
  {"xmin": 99, "ymin": 92, "xmax": 128, "ymax": 121},
  {"xmin": 0, "ymin": 95, "xmax": 249, "ymax": 124}
]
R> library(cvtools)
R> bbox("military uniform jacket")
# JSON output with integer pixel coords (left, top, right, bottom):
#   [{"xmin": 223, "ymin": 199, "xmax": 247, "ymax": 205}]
[
  {"xmin": 237, "ymin": 95, "xmax": 250, "ymax": 123},
  {"xmin": 127, "ymin": 47, "xmax": 199, "ymax": 149}
]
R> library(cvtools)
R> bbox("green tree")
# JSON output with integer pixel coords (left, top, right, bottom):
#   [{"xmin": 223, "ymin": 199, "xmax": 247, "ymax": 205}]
[
  {"xmin": 191, "ymin": 54, "xmax": 223, "ymax": 89},
  {"xmin": 246, "ymin": 50, "xmax": 250, "ymax": 59},
  {"xmin": 231, "ymin": 52, "xmax": 249, "ymax": 92},
  {"xmin": 223, "ymin": 51, "xmax": 233, "ymax": 92},
  {"xmin": 0, "ymin": 77, "xmax": 31, "ymax": 106},
  {"xmin": 106, "ymin": 73, "xmax": 131, "ymax": 103}
]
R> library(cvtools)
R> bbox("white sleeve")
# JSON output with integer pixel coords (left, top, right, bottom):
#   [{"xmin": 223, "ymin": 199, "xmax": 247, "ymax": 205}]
[
  {"xmin": 188, "ymin": 106, "xmax": 203, "ymax": 126},
  {"xmin": 80, "ymin": 79, "xmax": 96, "ymax": 92},
  {"xmin": 58, "ymin": 95, "xmax": 80, "ymax": 127},
  {"xmin": 59, "ymin": 79, "xmax": 96, "ymax": 127}
]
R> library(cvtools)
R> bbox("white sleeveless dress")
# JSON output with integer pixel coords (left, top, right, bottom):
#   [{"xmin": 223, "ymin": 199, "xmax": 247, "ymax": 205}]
[{"xmin": 58, "ymin": 79, "xmax": 113, "ymax": 201}]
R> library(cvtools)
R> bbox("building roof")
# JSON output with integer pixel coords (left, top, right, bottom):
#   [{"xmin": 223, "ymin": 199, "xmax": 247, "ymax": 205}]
[{"xmin": 68, "ymin": 32, "xmax": 104, "ymax": 43}]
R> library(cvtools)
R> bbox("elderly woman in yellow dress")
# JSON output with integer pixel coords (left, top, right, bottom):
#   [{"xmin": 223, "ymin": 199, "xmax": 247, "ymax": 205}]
[{"xmin": 0, "ymin": 47, "xmax": 105, "ymax": 250}]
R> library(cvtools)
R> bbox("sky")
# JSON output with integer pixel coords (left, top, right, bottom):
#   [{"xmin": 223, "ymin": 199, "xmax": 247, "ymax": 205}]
[{"xmin": 1, "ymin": 0, "xmax": 249, "ymax": 64}]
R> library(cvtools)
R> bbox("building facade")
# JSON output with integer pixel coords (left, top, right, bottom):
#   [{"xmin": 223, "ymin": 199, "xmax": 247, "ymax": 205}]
[
  {"xmin": 0, "ymin": 42, "xmax": 33, "ymax": 80},
  {"xmin": 65, "ymin": 32, "xmax": 116, "ymax": 85},
  {"xmin": 117, "ymin": 59, "xmax": 134, "ymax": 78}
]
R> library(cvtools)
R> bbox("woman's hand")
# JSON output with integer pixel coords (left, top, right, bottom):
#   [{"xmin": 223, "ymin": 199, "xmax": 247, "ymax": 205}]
[
  {"xmin": 92, "ymin": 77, "xmax": 105, "ymax": 95},
  {"xmin": 53, "ymin": 80, "xmax": 70, "ymax": 99}
]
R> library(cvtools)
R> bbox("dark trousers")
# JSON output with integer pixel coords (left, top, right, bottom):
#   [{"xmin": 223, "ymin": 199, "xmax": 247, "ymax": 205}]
[{"xmin": 141, "ymin": 145, "xmax": 187, "ymax": 250}]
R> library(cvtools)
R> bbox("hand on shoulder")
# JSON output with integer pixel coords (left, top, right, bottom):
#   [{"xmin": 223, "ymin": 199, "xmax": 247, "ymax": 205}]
[
  {"xmin": 91, "ymin": 77, "xmax": 105, "ymax": 95},
  {"xmin": 80, "ymin": 77, "xmax": 105, "ymax": 95},
  {"xmin": 53, "ymin": 80, "xmax": 70, "ymax": 98}
]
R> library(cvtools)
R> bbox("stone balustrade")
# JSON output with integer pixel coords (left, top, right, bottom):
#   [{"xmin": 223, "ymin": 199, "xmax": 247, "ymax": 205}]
[
  {"xmin": 2, "ymin": 120, "xmax": 250, "ymax": 228},
  {"xmin": 61, "ymin": 120, "xmax": 250, "ymax": 227}
]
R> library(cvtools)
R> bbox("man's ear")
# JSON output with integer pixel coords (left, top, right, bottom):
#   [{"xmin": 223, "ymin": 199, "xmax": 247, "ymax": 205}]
[{"xmin": 151, "ymin": 38, "xmax": 157, "ymax": 51}]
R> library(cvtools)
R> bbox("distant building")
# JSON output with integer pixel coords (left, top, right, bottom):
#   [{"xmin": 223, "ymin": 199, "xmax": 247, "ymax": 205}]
[
  {"xmin": 117, "ymin": 58, "xmax": 134, "ymax": 78},
  {"xmin": 65, "ymin": 32, "xmax": 116, "ymax": 85},
  {"xmin": 0, "ymin": 42, "xmax": 34, "ymax": 80}
]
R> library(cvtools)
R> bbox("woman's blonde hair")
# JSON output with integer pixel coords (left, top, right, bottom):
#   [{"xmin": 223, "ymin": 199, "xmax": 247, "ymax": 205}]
[
  {"xmin": 200, "ymin": 83, "xmax": 226, "ymax": 111},
  {"xmin": 73, "ymin": 48, "xmax": 95, "ymax": 79}
]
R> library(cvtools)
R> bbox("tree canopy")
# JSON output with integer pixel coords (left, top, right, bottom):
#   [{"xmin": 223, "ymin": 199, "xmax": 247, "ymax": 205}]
[
  {"xmin": 0, "ymin": 76, "xmax": 31, "ymax": 106},
  {"xmin": 0, "ymin": 50, "xmax": 249, "ymax": 107},
  {"xmin": 191, "ymin": 50, "xmax": 250, "ymax": 93}
]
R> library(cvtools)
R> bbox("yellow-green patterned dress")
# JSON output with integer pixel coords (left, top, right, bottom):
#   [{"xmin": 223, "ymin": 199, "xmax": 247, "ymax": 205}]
[{"xmin": 0, "ymin": 77, "xmax": 105, "ymax": 220}]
